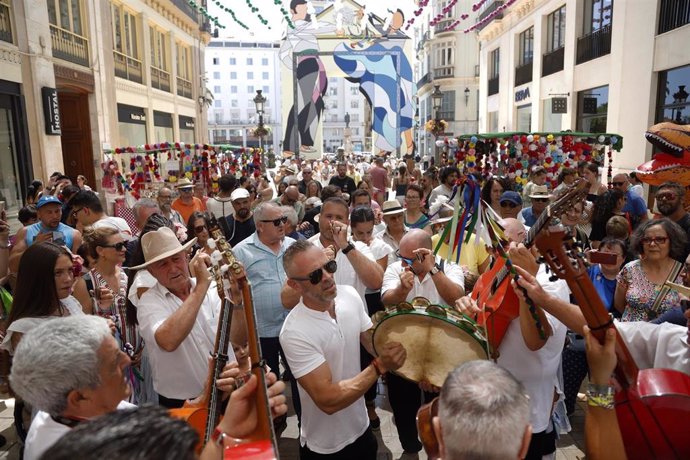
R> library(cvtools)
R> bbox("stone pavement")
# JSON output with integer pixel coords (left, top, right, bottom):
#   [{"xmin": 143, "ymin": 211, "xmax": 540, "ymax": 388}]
[{"xmin": 0, "ymin": 381, "xmax": 586, "ymax": 460}]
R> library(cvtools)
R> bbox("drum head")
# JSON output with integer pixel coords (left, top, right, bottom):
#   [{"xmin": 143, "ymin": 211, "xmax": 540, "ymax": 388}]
[{"xmin": 373, "ymin": 312, "xmax": 487, "ymax": 387}]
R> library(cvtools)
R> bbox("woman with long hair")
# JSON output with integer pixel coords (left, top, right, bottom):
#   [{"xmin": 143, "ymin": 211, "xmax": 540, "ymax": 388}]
[
  {"xmin": 481, "ymin": 176, "xmax": 510, "ymax": 214},
  {"xmin": 403, "ymin": 184, "xmax": 430, "ymax": 232},
  {"xmin": 392, "ymin": 164, "xmax": 410, "ymax": 205},
  {"xmin": 25, "ymin": 180, "xmax": 43, "ymax": 205},
  {"xmin": 583, "ymin": 162, "xmax": 608, "ymax": 202},
  {"xmin": 589, "ymin": 189, "xmax": 626, "ymax": 249},
  {"xmin": 306, "ymin": 180, "xmax": 322, "ymax": 199},
  {"xmin": 186, "ymin": 212, "xmax": 213, "ymax": 257}
]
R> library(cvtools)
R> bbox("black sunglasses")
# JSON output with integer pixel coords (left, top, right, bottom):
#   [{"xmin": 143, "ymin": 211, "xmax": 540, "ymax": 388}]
[
  {"xmin": 611, "ymin": 182, "xmax": 626, "ymax": 187},
  {"xmin": 532, "ymin": 197, "xmax": 549, "ymax": 203},
  {"xmin": 101, "ymin": 242, "xmax": 127, "ymax": 251},
  {"xmin": 261, "ymin": 216, "xmax": 288, "ymax": 227},
  {"xmin": 500, "ymin": 202, "xmax": 518, "ymax": 208},
  {"xmin": 291, "ymin": 260, "xmax": 337, "ymax": 284}
]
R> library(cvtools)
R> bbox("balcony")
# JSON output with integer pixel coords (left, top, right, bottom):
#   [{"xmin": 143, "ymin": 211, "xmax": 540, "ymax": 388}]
[
  {"xmin": 438, "ymin": 111, "xmax": 455, "ymax": 121},
  {"xmin": 488, "ymin": 76, "xmax": 499, "ymax": 96},
  {"xmin": 658, "ymin": 0, "xmax": 690, "ymax": 34},
  {"xmin": 434, "ymin": 19, "xmax": 454, "ymax": 35},
  {"xmin": 542, "ymin": 47, "xmax": 564, "ymax": 77},
  {"xmin": 576, "ymin": 24, "xmax": 611, "ymax": 65},
  {"xmin": 151, "ymin": 66, "xmax": 171, "ymax": 92},
  {"xmin": 514, "ymin": 61, "xmax": 532, "ymax": 86},
  {"xmin": 177, "ymin": 77, "xmax": 193, "ymax": 99},
  {"xmin": 476, "ymin": 1, "xmax": 504, "ymax": 32},
  {"xmin": 50, "ymin": 25, "xmax": 89, "ymax": 67},
  {"xmin": 417, "ymin": 72, "xmax": 432, "ymax": 88},
  {"xmin": 434, "ymin": 66, "xmax": 455, "ymax": 79},
  {"xmin": 416, "ymin": 31, "xmax": 430, "ymax": 53},
  {"xmin": 171, "ymin": 0, "xmax": 199, "ymax": 22},
  {"xmin": 113, "ymin": 51, "xmax": 143, "ymax": 84},
  {"xmin": 0, "ymin": 1, "xmax": 12, "ymax": 43}
]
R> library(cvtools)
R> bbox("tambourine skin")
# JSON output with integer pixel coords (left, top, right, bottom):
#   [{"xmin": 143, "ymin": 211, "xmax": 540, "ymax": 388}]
[{"xmin": 372, "ymin": 298, "xmax": 488, "ymax": 387}]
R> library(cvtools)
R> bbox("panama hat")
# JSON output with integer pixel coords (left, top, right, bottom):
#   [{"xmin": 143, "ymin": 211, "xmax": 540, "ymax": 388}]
[
  {"xmin": 382, "ymin": 200, "xmax": 404, "ymax": 216},
  {"xmin": 129, "ymin": 227, "xmax": 196, "ymax": 270},
  {"xmin": 175, "ymin": 178, "xmax": 194, "ymax": 189},
  {"xmin": 528, "ymin": 185, "xmax": 552, "ymax": 199}
]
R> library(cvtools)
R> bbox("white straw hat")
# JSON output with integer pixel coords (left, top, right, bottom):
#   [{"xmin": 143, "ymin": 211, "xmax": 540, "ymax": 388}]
[{"xmin": 129, "ymin": 227, "xmax": 196, "ymax": 270}]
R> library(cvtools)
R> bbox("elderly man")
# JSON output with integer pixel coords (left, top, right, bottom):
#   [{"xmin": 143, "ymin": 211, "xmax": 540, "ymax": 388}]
[
  {"xmin": 274, "ymin": 185, "xmax": 304, "ymax": 222},
  {"xmin": 223, "ymin": 188, "xmax": 256, "ymax": 247},
  {"xmin": 10, "ymin": 195, "xmax": 82, "ymax": 272},
  {"xmin": 280, "ymin": 240, "xmax": 405, "ymax": 459},
  {"xmin": 10, "ymin": 315, "xmax": 133, "ymax": 460},
  {"xmin": 125, "ymin": 198, "xmax": 160, "ymax": 266},
  {"xmin": 381, "ymin": 228, "xmax": 465, "ymax": 454},
  {"xmin": 157, "ymin": 187, "xmax": 184, "ymax": 225},
  {"xmin": 134, "ymin": 226, "xmax": 245, "ymax": 407},
  {"xmin": 430, "ymin": 360, "xmax": 532, "ymax": 460},
  {"xmin": 297, "ymin": 166, "xmax": 314, "ymax": 195},
  {"xmin": 520, "ymin": 185, "xmax": 550, "ymax": 227},
  {"xmin": 379, "ymin": 200, "xmax": 408, "ymax": 262},
  {"xmin": 611, "ymin": 172, "xmax": 648, "ymax": 228},
  {"xmin": 172, "ymin": 178, "xmax": 205, "ymax": 224}
]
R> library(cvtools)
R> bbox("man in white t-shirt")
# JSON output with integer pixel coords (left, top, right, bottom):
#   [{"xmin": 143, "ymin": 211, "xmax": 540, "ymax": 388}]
[
  {"xmin": 10, "ymin": 316, "xmax": 134, "ymax": 460},
  {"xmin": 134, "ymin": 226, "xmax": 244, "ymax": 407},
  {"xmin": 280, "ymin": 240, "xmax": 406, "ymax": 458},
  {"xmin": 70, "ymin": 190, "xmax": 133, "ymax": 240}
]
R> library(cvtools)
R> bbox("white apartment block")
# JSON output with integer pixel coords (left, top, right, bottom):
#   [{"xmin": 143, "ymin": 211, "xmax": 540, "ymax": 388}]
[
  {"xmin": 205, "ymin": 40, "xmax": 282, "ymax": 151},
  {"xmin": 322, "ymin": 76, "xmax": 368, "ymax": 153}
]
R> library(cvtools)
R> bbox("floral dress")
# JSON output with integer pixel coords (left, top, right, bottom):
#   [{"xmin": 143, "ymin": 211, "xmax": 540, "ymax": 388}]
[{"xmin": 616, "ymin": 259, "xmax": 684, "ymax": 322}]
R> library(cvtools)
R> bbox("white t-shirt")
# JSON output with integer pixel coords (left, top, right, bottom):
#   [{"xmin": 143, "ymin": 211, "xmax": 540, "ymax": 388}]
[
  {"xmin": 381, "ymin": 256, "xmax": 465, "ymax": 305},
  {"xmin": 308, "ymin": 234, "xmax": 375, "ymax": 304},
  {"xmin": 24, "ymin": 400, "xmax": 135, "ymax": 460},
  {"xmin": 206, "ymin": 196, "xmax": 234, "ymax": 219},
  {"xmin": 137, "ymin": 278, "xmax": 236, "ymax": 399},
  {"xmin": 496, "ymin": 265, "xmax": 570, "ymax": 432},
  {"xmin": 364, "ymin": 237, "xmax": 394, "ymax": 295},
  {"xmin": 127, "ymin": 269, "xmax": 157, "ymax": 307},
  {"xmin": 616, "ymin": 321, "xmax": 689, "ymax": 373},
  {"xmin": 93, "ymin": 216, "xmax": 134, "ymax": 240},
  {"xmin": 279, "ymin": 285, "xmax": 372, "ymax": 454}
]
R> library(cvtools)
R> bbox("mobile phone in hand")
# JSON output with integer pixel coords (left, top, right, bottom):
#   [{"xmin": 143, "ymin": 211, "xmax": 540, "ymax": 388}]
[{"xmin": 588, "ymin": 250, "xmax": 618, "ymax": 265}]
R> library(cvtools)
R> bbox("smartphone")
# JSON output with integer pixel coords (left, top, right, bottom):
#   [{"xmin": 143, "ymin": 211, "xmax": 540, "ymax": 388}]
[
  {"xmin": 588, "ymin": 251, "xmax": 618, "ymax": 265},
  {"xmin": 52, "ymin": 231, "xmax": 66, "ymax": 246}
]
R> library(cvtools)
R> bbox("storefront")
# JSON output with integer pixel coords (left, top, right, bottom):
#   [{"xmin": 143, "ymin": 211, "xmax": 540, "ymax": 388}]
[
  {"xmin": 656, "ymin": 64, "xmax": 690, "ymax": 124},
  {"xmin": 117, "ymin": 104, "xmax": 147, "ymax": 146},
  {"xmin": 179, "ymin": 115, "xmax": 195, "ymax": 143},
  {"xmin": 153, "ymin": 110, "xmax": 174, "ymax": 143},
  {"xmin": 576, "ymin": 85, "xmax": 609, "ymax": 133},
  {"xmin": 515, "ymin": 85, "xmax": 532, "ymax": 132}
]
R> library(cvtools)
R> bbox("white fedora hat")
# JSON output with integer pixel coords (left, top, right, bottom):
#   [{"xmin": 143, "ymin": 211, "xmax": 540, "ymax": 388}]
[{"xmin": 130, "ymin": 227, "xmax": 196, "ymax": 270}]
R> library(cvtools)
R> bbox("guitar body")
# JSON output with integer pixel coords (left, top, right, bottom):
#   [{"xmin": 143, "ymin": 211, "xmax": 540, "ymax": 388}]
[
  {"xmin": 471, "ymin": 258, "xmax": 519, "ymax": 353},
  {"xmin": 169, "ymin": 405, "xmax": 211, "ymax": 453},
  {"xmin": 416, "ymin": 398, "xmax": 441, "ymax": 460},
  {"xmin": 225, "ymin": 440, "xmax": 279, "ymax": 459},
  {"xmin": 616, "ymin": 368, "xmax": 690, "ymax": 460}
]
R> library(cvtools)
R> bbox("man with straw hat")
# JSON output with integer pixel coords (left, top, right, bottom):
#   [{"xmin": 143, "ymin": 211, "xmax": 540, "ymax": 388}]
[
  {"xmin": 171, "ymin": 178, "xmax": 205, "ymax": 225},
  {"xmin": 133, "ymin": 227, "xmax": 246, "ymax": 408}
]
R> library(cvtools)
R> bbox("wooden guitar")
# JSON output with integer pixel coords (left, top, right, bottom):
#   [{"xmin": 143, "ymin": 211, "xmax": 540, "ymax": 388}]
[
  {"xmin": 471, "ymin": 179, "xmax": 588, "ymax": 355},
  {"xmin": 536, "ymin": 228, "xmax": 690, "ymax": 459},
  {"xmin": 416, "ymin": 397, "xmax": 441, "ymax": 460}
]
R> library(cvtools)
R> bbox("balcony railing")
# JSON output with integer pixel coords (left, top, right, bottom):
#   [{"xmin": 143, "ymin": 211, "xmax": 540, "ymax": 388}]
[
  {"xmin": 171, "ymin": 0, "xmax": 198, "ymax": 22},
  {"xmin": 434, "ymin": 19, "xmax": 454, "ymax": 34},
  {"xmin": 542, "ymin": 47, "xmax": 564, "ymax": 76},
  {"xmin": 576, "ymin": 24, "xmax": 611, "ymax": 65},
  {"xmin": 0, "ymin": 1, "xmax": 12, "ymax": 44},
  {"xmin": 488, "ymin": 76, "xmax": 499, "ymax": 96},
  {"xmin": 50, "ymin": 25, "xmax": 89, "ymax": 67},
  {"xmin": 434, "ymin": 66, "xmax": 455, "ymax": 79},
  {"xmin": 151, "ymin": 66, "xmax": 171, "ymax": 92},
  {"xmin": 438, "ymin": 111, "xmax": 455, "ymax": 121},
  {"xmin": 658, "ymin": 0, "xmax": 690, "ymax": 34},
  {"xmin": 477, "ymin": 1, "xmax": 504, "ymax": 31},
  {"xmin": 417, "ymin": 72, "xmax": 432, "ymax": 88},
  {"xmin": 177, "ymin": 77, "xmax": 193, "ymax": 99},
  {"xmin": 514, "ymin": 61, "xmax": 533, "ymax": 86},
  {"xmin": 113, "ymin": 51, "xmax": 143, "ymax": 84}
]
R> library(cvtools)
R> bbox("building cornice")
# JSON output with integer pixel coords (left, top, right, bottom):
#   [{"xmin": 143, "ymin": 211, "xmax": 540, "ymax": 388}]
[
  {"xmin": 54, "ymin": 63, "xmax": 95, "ymax": 91},
  {"xmin": 115, "ymin": 77, "xmax": 148, "ymax": 95},
  {"xmin": 144, "ymin": 0, "xmax": 208, "ymax": 41},
  {"xmin": 0, "ymin": 46, "xmax": 21, "ymax": 66}
]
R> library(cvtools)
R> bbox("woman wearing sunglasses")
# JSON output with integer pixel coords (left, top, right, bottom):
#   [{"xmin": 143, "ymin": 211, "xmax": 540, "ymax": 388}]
[
  {"xmin": 185, "ymin": 212, "xmax": 213, "ymax": 257},
  {"xmin": 614, "ymin": 218, "xmax": 687, "ymax": 322}
]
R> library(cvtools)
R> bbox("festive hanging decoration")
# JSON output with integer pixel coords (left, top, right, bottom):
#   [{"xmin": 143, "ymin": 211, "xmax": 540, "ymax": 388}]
[
  {"xmin": 405, "ymin": 0, "xmax": 430, "ymax": 31},
  {"xmin": 187, "ymin": 0, "xmax": 226, "ymax": 29},
  {"xmin": 249, "ymin": 125, "xmax": 271, "ymax": 138},
  {"xmin": 430, "ymin": 0, "xmax": 458, "ymax": 27},
  {"xmin": 425, "ymin": 119, "xmax": 449, "ymax": 137},
  {"xmin": 275, "ymin": 0, "xmax": 295, "ymax": 29},
  {"xmin": 464, "ymin": 0, "xmax": 518, "ymax": 33},
  {"xmin": 242, "ymin": 0, "xmax": 271, "ymax": 28}
]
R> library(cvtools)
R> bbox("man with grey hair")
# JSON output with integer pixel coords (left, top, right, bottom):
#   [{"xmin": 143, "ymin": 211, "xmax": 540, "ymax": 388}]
[
  {"xmin": 433, "ymin": 360, "xmax": 531, "ymax": 460},
  {"xmin": 156, "ymin": 187, "xmax": 184, "ymax": 225},
  {"xmin": 282, "ymin": 206, "xmax": 306, "ymax": 240},
  {"xmin": 274, "ymin": 185, "xmax": 305, "ymax": 222},
  {"xmin": 10, "ymin": 315, "xmax": 134, "ymax": 460},
  {"xmin": 132, "ymin": 198, "xmax": 160, "ymax": 230}
]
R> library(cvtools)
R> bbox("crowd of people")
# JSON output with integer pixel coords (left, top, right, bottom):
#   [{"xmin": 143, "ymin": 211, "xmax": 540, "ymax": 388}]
[{"xmin": 0, "ymin": 153, "xmax": 686, "ymax": 460}]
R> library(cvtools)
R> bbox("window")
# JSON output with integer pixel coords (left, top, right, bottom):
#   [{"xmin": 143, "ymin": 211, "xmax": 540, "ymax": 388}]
[
  {"xmin": 214, "ymin": 100, "xmax": 221, "ymax": 108},
  {"xmin": 247, "ymin": 85, "xmax": 254, "ymax": 93},
  {"xmin": 350, "ymin": 87, "xmax": 358, "ymax": 96},
  {"xmin": 439, "ymin": 90, "xmax": 455, "ymax": 121},
  {"xmin": 518, "ymin": 27, "xmax": 534, "ymax": 66},
  {"xmin": 262, "ymin": 72, "xmax": 269, "ymax": 79},
  {"xmin": 248, "ymin": 98, "xmax": 254, "ymax": 107},
  {"xmin": 212, "ymin": 57, "xmax": 219, "ymax": 65},
  {"xmin": 150, "ymin": 27, "xmax": 169, "ymax": 71},
  {"xmin": 577, "ymin": 85, "xmax": 609, "ymax": 132},
  {"xmin": 490, "ymin": 48, "xmax": 500, "ymax": 78},
  {"xmin": 48, "ymin": 0, "xmax": 84, "ymax": 36},
  {"xmin": 437, "ymin": 1, "xmax": 454, "ymax": 19},
  {"xmin": 547, "ymin": 6, "xmax": 566, "ymax": 52},
  {"xmin": 656, "ymin": 65, "xmax": 690, "ymax": 125},
  {"xmin": 177, "ymin": 43, "xmax": 191, "ymax": 80},
  {"xmin": 214, "ymin": 111, "xmax": 222, "ymax": 123},
  {"xmin": 247, "ymin": 57, "xmax": 253, "ymax": 65},
  {"xmin": 231, "ymin": 85, "xmax": 237, "ymax": 93},
  {"xmin": 351, "ymin": 100, "xmax": 359, "ymax": 109},
  {"xmin": 328, "ymin": 86, "xmax": 338, "ymax": 96},
  {"xmin": 231, "ymin": 100, "xmax": 239, "ymax": 108},
  {"xmin": 230, "ymin": 72, "xmax": 237, "ymax": 79},
  {"xmin": 213, "ymin": 72, "xmax": 220, "ymax": 79},
  {"xmin": 111, "ymin": 4, "xmax": 139, "ymax": 59},
  {"xmin": 262, "ymin": 85, "xmax": 269, "ymax": 94},
  {"xmin": 584, "ymin": 0, "xmax": 613, "ymax": 35},
  {"xmin": 247, "ymin": 71, "xmax": 254, "ymax": 79},
  {"xmin": 350, "ymin": 113, "xmax": 359, "ymax": 122},
  {"xmin": 434, "ymin": 41, "xmax": 454, "ymax": 68},
  {"xmin": 214, "ymin": 86, "xmax": 221, "ymax": 93},
  {"xmin": 262, "ymin": 58, "xmax": 269, "ymax": 65},
  {"xmin": 229, "ymin": 57, "xmax": 236, "ymax": 65}
]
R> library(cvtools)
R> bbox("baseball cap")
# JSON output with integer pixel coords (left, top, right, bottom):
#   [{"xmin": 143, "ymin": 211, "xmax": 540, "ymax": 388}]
[
  {"xmin": 499, "ymin": 191, "xmax": 522, "ymax": 206},
  {"xmin": 36, "ymin": 195, "xmax": 62, "ymax": 208},
  {"xmin": 230, "ymin": 188, "xmax": 250, "ymax": 201}
]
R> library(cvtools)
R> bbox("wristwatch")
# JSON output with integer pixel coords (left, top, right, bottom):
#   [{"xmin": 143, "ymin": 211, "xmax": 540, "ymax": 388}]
[
  {"xmin": 430, "ymin": 263, "xmax": 442, "ymax": 276},
  {"xmin": 342, "ymin": 242, "xmax": 356, "ymax": 255}
]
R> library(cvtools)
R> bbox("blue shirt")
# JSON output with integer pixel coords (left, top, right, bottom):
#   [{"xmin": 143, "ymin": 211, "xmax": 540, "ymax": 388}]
[
  {"xmin": 25, "ymin": 222, "xmax": 75, "ymax": 248},
  {"xmin": 587, "ymin": 264, "xmax": 617, "ymax": 311},
  {"xmin": 232, "ymin": 233, "xmax": 296, "ymax": 338},
  {"xmin": 622, "ymin": 190, "xmax": 647, "ymax": 218},
  {"xmin": 520, "ymin": 207, "xmax": 539, "ymax": 227}
]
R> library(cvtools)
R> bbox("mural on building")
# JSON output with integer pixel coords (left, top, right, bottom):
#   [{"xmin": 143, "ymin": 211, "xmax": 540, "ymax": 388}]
[{"xmin": 280, "ymin": 0, "xmax": 416, "ymax": 156}]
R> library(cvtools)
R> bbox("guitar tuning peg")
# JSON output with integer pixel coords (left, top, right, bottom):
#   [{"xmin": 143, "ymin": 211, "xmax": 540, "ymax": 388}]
[
  {"xmin": 536, "ymin": 256, "xmax": 545, "ymax": 264},
  {"xmin": 549, "ymin": 275, "xmax": 559, "ymax": 282}
]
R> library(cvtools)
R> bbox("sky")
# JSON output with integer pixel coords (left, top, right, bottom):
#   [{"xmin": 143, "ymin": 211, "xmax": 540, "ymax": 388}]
[{"xmin": 207, "ymin": 0, "xmax": 419, "ymax": 42}]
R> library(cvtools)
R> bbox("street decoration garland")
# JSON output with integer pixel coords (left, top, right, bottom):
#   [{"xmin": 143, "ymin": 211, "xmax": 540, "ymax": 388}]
[
  {"xmin": 209, "ymin": 0, "xmax": 249, "ymax": 30},
  {"xmin": 464, "ymin": 0, "xmax": 518, "ymax": 33},
  {"xmin": 430, "ymin": 0, "xmax": 458, "ymax": 28},
  {"xmin": 440, "ymin": 132, "xmax": 622, "ymax": 193},
  {"xmin": 405, "ymin": 0, "xmax": 430, "ymax": 30},
  {"xmin": 187, "ymin": 0, "xmax": 226, "ymax": 29}
]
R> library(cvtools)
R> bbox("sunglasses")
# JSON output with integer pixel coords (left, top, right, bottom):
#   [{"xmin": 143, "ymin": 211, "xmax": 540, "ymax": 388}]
[
  {"xmin": 291, "ymin": 260, "xmax": 337, "ymax": 284},
  {"xmin": 101, "ymin": 241, "xmax": 127, "ymax": 251},
  {"xmin": 396, "ymin": 249, "xmax": 421, "ymax": 265},
  {"xmin": 656, "ymin": 193, "xmax": 678, "ymax": 201},
  {"xmin": 611, "ymin": 182, "xmax": 626, "ymax": 187},
  {"xmin": 532, "ymin": 198, "xmax": 549, "ymax": 203},
  {"xmin": 194, "ymin": 225, "xmax": 207, "ymax": 234},
  {"xmin": 71, "ymin": 207, "xmax": 84, "ymax": 219},
  {"xmin": 261, "ymin": 216, "xmax": 288, "ymax": 227},
  {"xmin": 641, "ymin": 236, "xmax": 668, "ymax": 246},
  {"xmin": 500, "ymin": 202, "xmax": 518, "ymax": 208}
]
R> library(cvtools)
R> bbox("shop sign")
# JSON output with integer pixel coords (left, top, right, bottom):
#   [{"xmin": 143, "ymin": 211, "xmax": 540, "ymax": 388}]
[
  {"xmin": 515, "ymin": 87, "xmax": 531, "ymax": 103},
  {"xmin": 41, "ymin": 87, "xmax": 61, "ymax": 135}
]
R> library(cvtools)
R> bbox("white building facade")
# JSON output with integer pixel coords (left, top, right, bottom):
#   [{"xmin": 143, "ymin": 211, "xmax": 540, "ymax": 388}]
[
  {"xmin": 206, "ymin": 40, "xmax": 282, "ymax": 151},
  {"xmin": 477, "ymin": 0, "xmax": 690, "ymax": 172},
  {"xmin": 322, "ymin": 76, "xmax": 368, "ymax": 153}
]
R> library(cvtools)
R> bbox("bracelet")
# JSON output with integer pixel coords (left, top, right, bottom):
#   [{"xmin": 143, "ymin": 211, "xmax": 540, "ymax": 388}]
[
  {"xmin": 211, "ymin": 427, "xmax": 246, "ymax": 448},
  {"xmin": 371, "ymin": 357, "xmax": 386, "ymax": 376},
  {"xmin": 586, "ymin": 383, "xmax": 615, "ymax": 410}
]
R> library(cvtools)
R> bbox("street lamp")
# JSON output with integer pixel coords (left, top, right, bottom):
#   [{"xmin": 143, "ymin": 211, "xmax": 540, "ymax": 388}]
[
  {"xmin": 464, "ymin": 87, "xmax": 470, "ymax": 106},
  {"xmin": 253, "ymin": 89, "xmax": 267, "ymax": 156},
  {"xmin": 431, "ymin": 85, "xmax": 444, "ymax": 163}
]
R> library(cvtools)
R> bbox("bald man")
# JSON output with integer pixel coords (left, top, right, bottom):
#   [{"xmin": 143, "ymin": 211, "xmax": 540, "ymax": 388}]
[
  {"xmin": 501, "ymin": 217, "xmax": 527, "ymax": 244},
  {"xmin": 380, "ymin": 228, "xmax": 465, "ymax": 454},
  {"xmin": 275, "ymin": 185, "xmax": 305, "ymax": 222}
]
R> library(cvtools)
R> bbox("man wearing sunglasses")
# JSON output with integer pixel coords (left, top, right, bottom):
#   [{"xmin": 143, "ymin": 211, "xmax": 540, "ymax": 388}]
[
  {"xmin": 499, "ymin": 191, "xmax": 523, "ymax": 220},
  {"xmin": 280, "ymin": 240, "xmax": 406, "ymax": 459},
  {"xmin": 68, "ymin": 190, "xmax": 133, "ymax": 241},
  {"xmin": 380, "ymin": 228, "xmax": 465, "ymax": 454},
  {"xmin": 655, "ymin": 181, "xmax": 690, "ymax": 260},
  {"xmin": 519, "ymin": 185, "xmax": 551, "ymax": 227},
  {"xmin": 611, "ymin": 173, "xmax": 649, "ymax": 229}
]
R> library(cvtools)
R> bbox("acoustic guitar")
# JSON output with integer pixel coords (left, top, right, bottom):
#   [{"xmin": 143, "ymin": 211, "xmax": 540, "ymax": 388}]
[{"xmin": 536, "ymin": 227, "xmax": 690, "ymax": 459}]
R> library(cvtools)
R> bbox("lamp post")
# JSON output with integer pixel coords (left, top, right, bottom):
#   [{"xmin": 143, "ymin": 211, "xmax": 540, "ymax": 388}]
[
  {"xmin": 464, "ymin": 87, "xmax": 470, "ymax": 106},
  {"xmin": 431, "ymin": 85, "xmax": 444, "ymax": 163},
  {"xmin": 253, "ymin": 89, "xmax": 267, "ymax": 157}
]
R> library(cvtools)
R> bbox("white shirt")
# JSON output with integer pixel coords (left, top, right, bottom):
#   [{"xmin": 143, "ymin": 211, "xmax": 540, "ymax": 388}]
[
  {"xmin": 496, "ymin": 265, "xmax": 570, "ymax": 432},
  {"xmin": 279, "ymin": 285, "xmax": 372, "ymax": 454},
  {"xmin": 616, "ymin": 321, "xmax": 689, "ymax": 373},
  {"xmin": 205, "ymin": 196, "xmax": 234, "ymax": 219},
  {"xmin": 137, "ymin": 278, "xmax": 236, "ymax": 399},
  {"xmin": 24, "ymin": 401, "xmax": 135, "ymax": 460},
  {"xmin": 93, "ymin": 216, "xmax": 134, "ymax": 240},
  {"xmin": 308, "ymin": 234, "xmax": 375, "ymax": 304},
  {"xmin": 364, "ymin": 237, "xmax": 394, "ymax": 294},
  {"xmin": 127, "ymin": 269, "xmax": 157, "ymax": 307},
  {"xmin": 381, "ymin": 256, "xmax": 465, "ymax": 305}
]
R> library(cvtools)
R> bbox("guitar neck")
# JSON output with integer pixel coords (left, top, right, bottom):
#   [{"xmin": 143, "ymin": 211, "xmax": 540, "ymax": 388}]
[{"xmin": 204, "ymin": 298, "xmax": 234, "ymax": 444}]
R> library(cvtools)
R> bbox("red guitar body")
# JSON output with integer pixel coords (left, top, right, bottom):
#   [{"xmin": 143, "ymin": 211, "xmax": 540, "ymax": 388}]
[{"xmin": 225, "ymin": 440, "xmax": 278, "ymax": 460}]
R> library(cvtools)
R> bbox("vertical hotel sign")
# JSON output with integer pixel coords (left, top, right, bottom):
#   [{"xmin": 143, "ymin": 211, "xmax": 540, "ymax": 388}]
[{"xmin": 42, "ymin": 87, "xmax": 62, "ymax": 135}]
